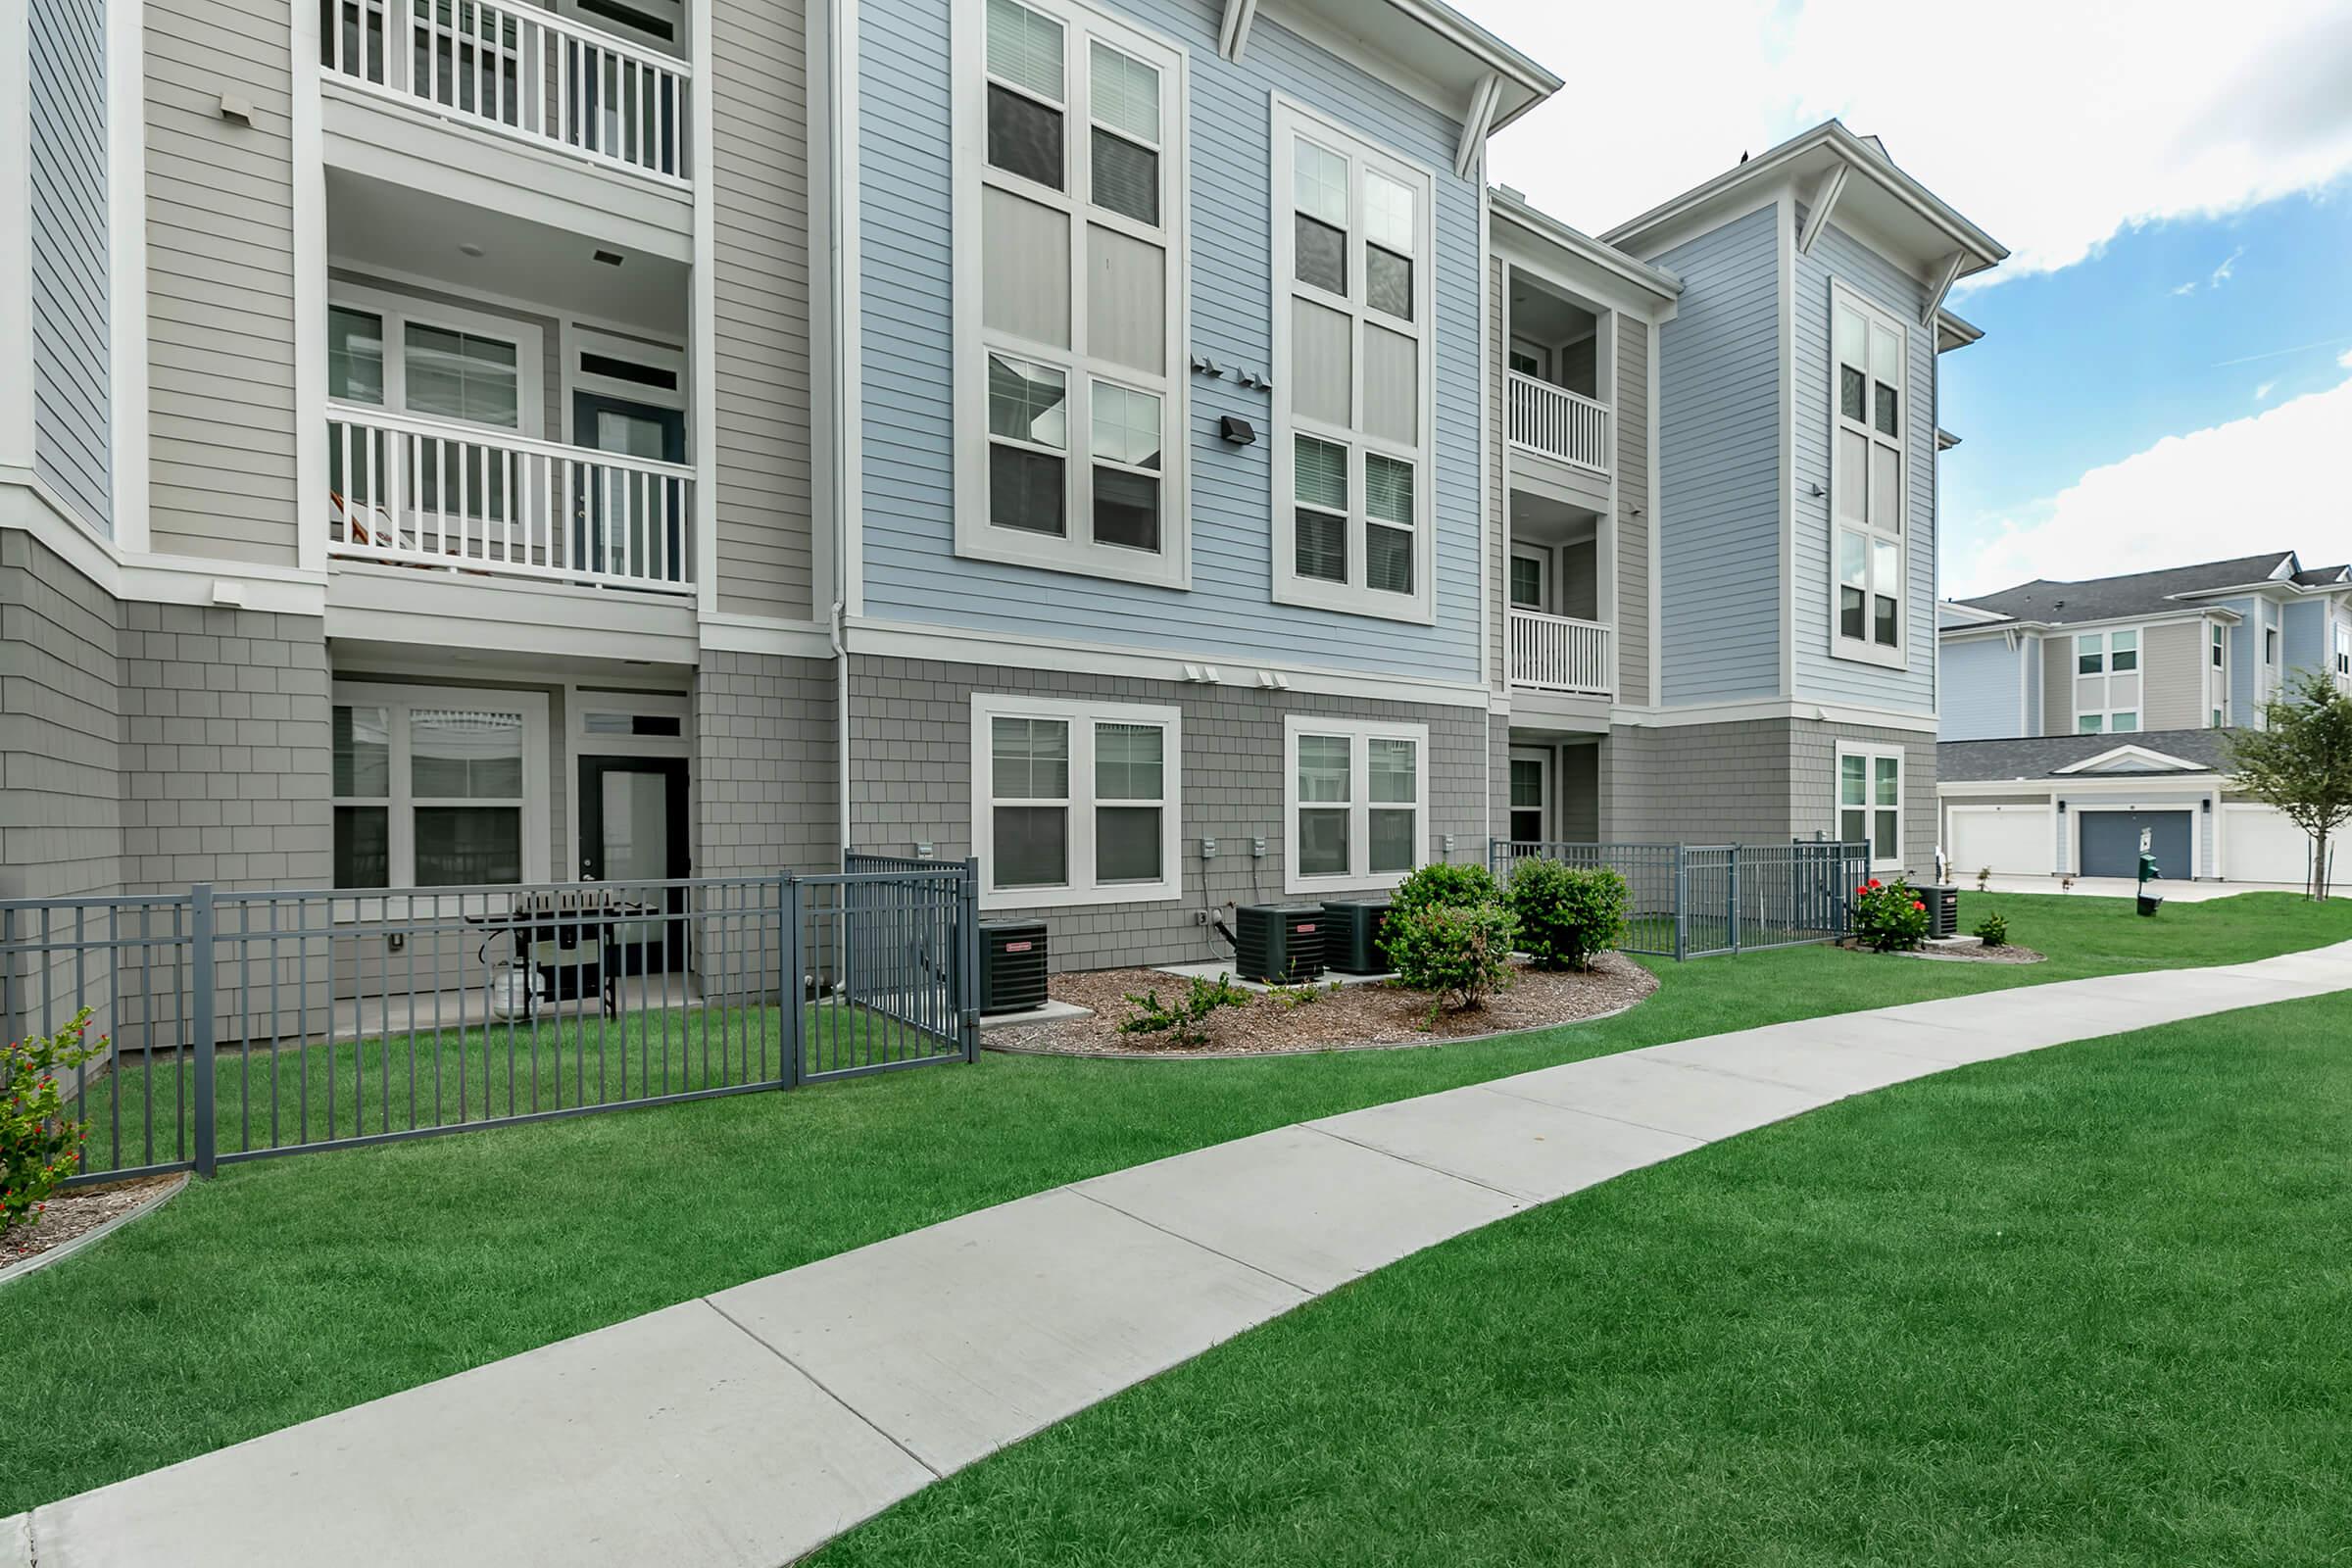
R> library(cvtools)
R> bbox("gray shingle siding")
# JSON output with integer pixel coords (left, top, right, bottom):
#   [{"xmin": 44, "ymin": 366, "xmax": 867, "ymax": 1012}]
[
  {"xmin": 28, "ymin": 0, "xmax": 113, "ymax": 534},
  {"xmin": 693, "ymin": 651, "xmax": 840, "ymax": 876},
  {"xmin": 0, "ymin": 530, "xmax": 124, "ymax": 901}
]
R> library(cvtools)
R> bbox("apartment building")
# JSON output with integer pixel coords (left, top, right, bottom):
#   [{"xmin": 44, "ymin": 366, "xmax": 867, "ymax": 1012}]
[
  {"xmin": 5, "ymin": 0, "xmax": 2003, "ymax": 971},
  {"xmin": 1936, "ymin": 551, "xmax": 2351, "ymax": 884}
]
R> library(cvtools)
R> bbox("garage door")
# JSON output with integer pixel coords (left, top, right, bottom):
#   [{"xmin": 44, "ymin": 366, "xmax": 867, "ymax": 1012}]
[
  {"xmin": 1948, "ymin": 805, "xmax": 2051, "ymax": 876},
  {"xmin": 2079, "ymin": 810, "xmax": 2192, "ymax": 880},
  {"xmin": 2224, "ymin": 805, "xmax": 2335, "ymax": 888}
]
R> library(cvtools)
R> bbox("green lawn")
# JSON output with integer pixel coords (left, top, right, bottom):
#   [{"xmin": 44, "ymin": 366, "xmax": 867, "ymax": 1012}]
[
  {"xmin": 2, "ymin": 891, "xmax": 2344, "ymax": 1517},
  {"xmin": 809, "ymin": 988, "xmax": 2352, "ymax": 1568}
]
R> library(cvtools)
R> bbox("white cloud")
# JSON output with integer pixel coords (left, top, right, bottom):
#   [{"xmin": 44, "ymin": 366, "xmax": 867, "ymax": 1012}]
[
  {"xmin": 2340, "ymin": 347, "xmax": 2352, "ymax": 368},
  {"xmin": 2171, "ymin": 281, "xmax": 2199, "ymax": 296},
  {"xmin": 1944, "ymin": 377, "xmax": 2352, "ymax": 598},
  {"xmin": 2255, "ymin": 379, "xmax": 2278, "ymax": 400},
  {"xmin": 2210, "ymin": 246, "xmax": 2248, "ymax": 285},
  {"xmin": 1469, "ymin": 0, "xmax": 2352, "ymax": 282}
]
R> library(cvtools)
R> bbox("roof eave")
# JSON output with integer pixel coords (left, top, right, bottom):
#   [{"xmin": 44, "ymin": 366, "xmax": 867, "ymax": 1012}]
[{"xmin": 1491, "ymin": 190, "xmax": 1684, "ymax": 305}]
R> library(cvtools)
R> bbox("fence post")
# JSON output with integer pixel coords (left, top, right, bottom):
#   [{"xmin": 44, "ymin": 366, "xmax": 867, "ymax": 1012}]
[
  {"xmin": 959, "ymin": 857, "xmax": 981, "ymax": 1063},
  {"xmin": 189, "ymin": 883, "xmax": 218, "ymax": 1179},
  {"xmin": 1672, "ymin": 846, "xmax": 1689, "ymax": 962},
  {"xmin": 779, "ymin": 873, "xmax": 804, "ymax": 1090},
  {"xmin": 1727, "ymin": 846, "xmax": 1741, "ymax": 956}
]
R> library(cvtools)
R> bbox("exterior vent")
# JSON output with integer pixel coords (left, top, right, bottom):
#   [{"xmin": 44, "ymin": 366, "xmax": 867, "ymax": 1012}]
[
  {"xmin": 1317, "ymin": 898, "xmax": 1392, "ymax": 974},
  {"xmin": 978, "ymin": 919, "xmax": 1049, "ymax": 1013},
  {"xmin": 1234, "ymin": 904, "xmax": 1325, "ymax": 984}
]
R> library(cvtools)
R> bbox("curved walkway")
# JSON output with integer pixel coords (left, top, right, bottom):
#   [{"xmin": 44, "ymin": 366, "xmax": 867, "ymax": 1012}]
[{"xmin": 15, "ymin": 942, "xmax": 2352, "ymax": 1568}]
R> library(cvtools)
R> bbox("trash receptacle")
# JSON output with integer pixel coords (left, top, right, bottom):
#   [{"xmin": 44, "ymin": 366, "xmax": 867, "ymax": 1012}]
[{"xmin": 2137, "ymin": 892, "xmax": 2163, "ymax": 917}]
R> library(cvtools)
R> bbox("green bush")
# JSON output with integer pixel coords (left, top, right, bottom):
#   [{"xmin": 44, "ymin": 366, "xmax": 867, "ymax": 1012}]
[
  {"xmin": 1386, "ymin": 861, "xmax": 1499, "ymax": 920},
  {"xmin": 3, "ymin": 1007, "xmax": 103, "ymax": 1235},
  {"xmin": 1850, "ymin": 878, "xmax": 1930, "ymax": 953},
  {"xmin": 1974, "ymin": 910, "xmax": 2009, "ymax": 948},
  {"xmin": 1387, "ymin": 902, "xmax": 1517, "ymax": 1023},
  {"xmin": 1118, "ymin": 973, "xmax": 1250, "ymax": 1049},
  {"xmin": 1507, "ymin": 858, "xmax": 1629, "ymax": 970}
]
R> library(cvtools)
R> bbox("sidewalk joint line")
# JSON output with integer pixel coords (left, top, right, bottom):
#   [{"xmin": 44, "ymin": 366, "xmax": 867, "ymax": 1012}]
[
  {"xmin": 1478, "ymin": 1078, "xmax": 1743, "ymax": 1142},
  {"xmin": 1299, "ymin": 1119, "xmax": 1532, "ymax": 1203},
  {"xmin": 699, "ymin": 1298, "xmax": 945, "ymax": 1482},
  {"xmin": 1064, "ymin": 1187, "xmax": 1320, "ymax": 1298}
]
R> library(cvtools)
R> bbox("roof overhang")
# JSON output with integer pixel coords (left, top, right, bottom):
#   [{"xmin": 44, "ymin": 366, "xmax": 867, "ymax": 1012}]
[
  {"xmin": 1491, "ymin": 187, "xmax": 1682, "ymax": 311},
  {"xmin": 1936, "ymin": 599, "xmax": 2014, "ymax": 627},
  {"xmin": 2054, "ymin": 744, "xmax": 2211, "ymax": 777},
  {"xmin": 1936, "ymin": 308, "xmax": 1983, "ymax": 354},
  {"xmin": 1602, "ymin": 121, "xmax": 2006, "ymax": 290},
  {"xmin": 1241, "ymin": 0, "xmax": 1561, "ymax": 150},
  {"xmin": 1936, "ymin": 426, "xmax": 1962, "ymax": 452}
]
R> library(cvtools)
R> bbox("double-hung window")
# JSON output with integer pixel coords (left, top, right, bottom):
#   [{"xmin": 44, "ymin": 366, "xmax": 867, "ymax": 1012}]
[
  {"xmin": 2074, "ymin": 628, "xmax": 2139, "ymax": 733},
  {"xmin": 1836, "ymin": 746, "xmax": 1902, "ymax": 870},
  {"xmin": 1830, "ymin": 283, "xmax": 1906, "ymax": 665},
  {"xmin": 955, "ymin": 0, "xmax": 1188, "ymax": 587},
  {"xmin": 2210, "ymin": 621, "xmax": 2230, "ymax": 727},
  {"xmin": 332, "ymin": 683, "xmax": 549, "ymax": 889},
  {"xmin": 1271, "ymin": 97, "xmax": 1436, "ymax": 622},
  {"xmin": 972, "ymin": 693, "xmax": 1181, "ymax": 907},
  {"xmin": 1284, "ymin": 715, "xmax": 1427, "ymax": 893},
  {"xmin": 2335, "ymin": 621, "xmax": 2350, "ymax": 679}
]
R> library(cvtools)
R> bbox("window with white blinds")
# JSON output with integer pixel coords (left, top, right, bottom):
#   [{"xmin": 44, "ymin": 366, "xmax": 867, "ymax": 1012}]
[
  {"xmin": 1271, "ymin": 97, "xmax": 1436, "ymax": 623},
  {"xmin": 971, "ymin": 693, "xmax": 1183, "ymax": 907},
  {"xmin": 955, "ymin": 0, "xmax": 1189, "ymax": 588}
]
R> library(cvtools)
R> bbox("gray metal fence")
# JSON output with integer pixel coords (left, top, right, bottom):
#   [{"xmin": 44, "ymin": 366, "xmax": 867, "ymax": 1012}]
[
  {"xmin": 1491, "ymin": 839, "xmax": 1870, "ymax": 959},
  {"xmin": 1, "ymin": 862, "xmax": 979, "ymax": 1188}
]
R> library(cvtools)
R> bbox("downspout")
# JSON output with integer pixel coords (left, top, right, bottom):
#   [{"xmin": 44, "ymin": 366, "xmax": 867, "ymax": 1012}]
[{"xmin": 833, "ymin": 598, "xmax": 850, "ymax": 860}]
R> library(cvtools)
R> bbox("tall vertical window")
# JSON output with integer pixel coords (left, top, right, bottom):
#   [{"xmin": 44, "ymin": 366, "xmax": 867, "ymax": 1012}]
[
  {"xmin": 330, "ymin": 684, "xmax": 547, "ymax": 889},
  {"xmin": 1271, "ymin": 98, "xmax": 1436, "ymax": 622},
  {"xmin": 972, "ymin": 694, "xmax": 1181, "ymax": 907},
  {"xmin": 1284, "ymin": 716, "xmax": 1427, "ymax": 892},
  {"xmin": 2074, "ymin": 628, "xmax": 2140, "ymax": 733},
  {"xmin": 956, "ymin": 0, "xmax": 1187, "ymax": 587},
  {"xmin": 1837, "ymin": 747, "xmax": 1902, "ymax": 870},
  {"xmin": 1831, "ymin": 284, "xmax": 1906, "ymax": 664},
  {"xmin": 2210, "ymin": 620, "xmax": 2230, "ymax": 728}
]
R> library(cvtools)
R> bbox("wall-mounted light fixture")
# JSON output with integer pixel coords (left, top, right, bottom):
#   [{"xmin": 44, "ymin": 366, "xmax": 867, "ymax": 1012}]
[
  {"xmin": 1219, "ymin": 416, "xmax": 1256, "ymax": 445},
  {"xmin": 2057, "ymin": 800, "xmax": 2068, "ymax": 815}
]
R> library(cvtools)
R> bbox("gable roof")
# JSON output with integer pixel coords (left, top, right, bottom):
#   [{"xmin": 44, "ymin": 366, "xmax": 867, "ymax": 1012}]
[
  {"xmin": 1938, "ymin": 729, "xmax": 2233, "ymax": 783},
  {"xmin": 1950, "ymin": 553, "xmax": 2297, "ymax": 628},
  {"xmin": 2293, "ymin": 564, "xmax": 2350, "ymax": 587}
]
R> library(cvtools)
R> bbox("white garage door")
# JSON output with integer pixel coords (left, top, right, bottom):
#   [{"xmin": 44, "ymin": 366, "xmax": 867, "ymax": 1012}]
[
  {"xmin": 2224, "ymin": 805, "xmax": 2334, "ymax": 888},
  {"xmin": 1949, "ymin": 804, "xmax": 2052, "ymax": 876}
]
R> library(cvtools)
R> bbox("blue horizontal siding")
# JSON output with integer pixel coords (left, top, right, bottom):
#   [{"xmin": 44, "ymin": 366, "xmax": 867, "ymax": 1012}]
[
  {"xmin": 858, "ymin": 0, "xmax": 1482, "ymax": 680},
  {"xmin": 1655, "ymin": 203, "xmax": 1781, "ymax": 704},
  {"xmin": 1939, "ymin": 636, "xmax": 2020, "ymax": 740},
  {"xmin": 28, "ymin": 0, "xmax": 113, "ymax": 535}
]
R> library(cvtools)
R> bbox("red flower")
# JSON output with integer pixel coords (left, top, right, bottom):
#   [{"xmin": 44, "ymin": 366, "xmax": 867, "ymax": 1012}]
[
  {"xmin": 1855, "ymin": 885, "xmax": 1870, "ymax": 897},
  {"xmin": 1911, "ymin": 901, "xmax": 1926, "ymax": 912}
]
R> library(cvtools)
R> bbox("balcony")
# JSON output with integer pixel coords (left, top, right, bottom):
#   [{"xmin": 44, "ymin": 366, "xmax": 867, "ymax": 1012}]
[
  {"xmin": 1507, "ymin": 372, "xmax": 1611, "ymax": 475},
  {"xmin": 1508, "ymin": 609, "xmax": 1611, "ymax": 698},
  {"xmin": 326, "ymin": 403, "xmax": 694, "ymax": 594},
  {"xmin": 322, "ymin": 0, "xmax": 690, "ymax": 186}
]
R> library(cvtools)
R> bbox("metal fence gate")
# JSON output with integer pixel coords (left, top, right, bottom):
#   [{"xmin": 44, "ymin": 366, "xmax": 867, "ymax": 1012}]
[
  {"xmin": 1, "ymin": 863, "xmax": 979, "ymax": 1188},
  {"xmin": 1490, "ymin": 840, "xmax": 1870, "ymax": 959}
]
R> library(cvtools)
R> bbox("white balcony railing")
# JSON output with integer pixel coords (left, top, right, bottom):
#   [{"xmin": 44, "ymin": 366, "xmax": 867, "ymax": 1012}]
[
  {"xmin": 322, "ymin": 0, "xmax": 690, "ymax": 184},
  {"xmin": 1506, "ymin": 372, "xmax": 1611, "ymax": 474},
  {"xmin": 1508, "ymin": 608, "xmax": 1612, "ymax": 697},
  {"xmin": 326, "ymin": 403, "xmax": 694, "ymax": 594}
]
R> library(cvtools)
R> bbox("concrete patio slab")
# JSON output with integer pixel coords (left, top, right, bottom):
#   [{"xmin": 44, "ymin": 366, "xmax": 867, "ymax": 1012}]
[
  {"xmin": 1074, "ymin": 1124, "xmax": 1526, "ymax": 1294},
  {"xmin": 1309, "ymin": 1085, "xmax": 1701, "ymax": 1202},
  {"xmin": 1489, "ymin": 1053, "xmax": 1834, "ymax": 1141},
  {"xmin": 708, "ymin": 1187, "xmax": 1306, "ymax": 1475},
  {"xmin": 24, "ymin": 1300, "xmax": 934, "ymax": 1568}
]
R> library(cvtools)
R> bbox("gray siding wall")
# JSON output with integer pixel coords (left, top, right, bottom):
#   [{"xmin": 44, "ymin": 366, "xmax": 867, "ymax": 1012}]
[
  {"xmin": 1791, "ymin": 219, "xmax": 1936, "ymax": 714},
  {"xmin": 1558, "ymin": 741, "xmax": 1598, "ymax": 840},
  {"xmin": 693, "ymin": 650, "xmax": 839, "ymax": 876},
  {"xmin": 711, "ymin": 0, "xmax": 814, "ymax": 619},
  {"xmin": 0, "ymin": 531, "xmax": 123, "ymax": 901},
  {"xmin": 1655, "ymin": 205, "xmax": 1781, "ymax": 704},
  {"xmin": 1557, "ymin": 332, "xmax": 1595, "ymax": 397},
  {"xmin": 1488, "ymin": 256, "xmax": 1506, "ymax": 691},
  {"xmin": 2216, "ymin": 595, "xmax": 2262, "ymax": 722},
  {"xmin": 146, "ymin": 0, "xmax": 299, "ymax": 564},
  {"xmin": 2022, "ymin": 634, "xmax": 2042, "ymax": 734},
  {"xmin": 2281, "ymin": 598, "xmax": 2327, "ymax": 685},
  {"xmin": 328, "ymin": 268, "xmax": 564, "ymax": 442},
  {"xmin": 1561, "ymin": 538, "xmax": 1597, "ymax": 621},
  {"xmin": 2141, "ymin": 620, "xmax": 2204, "ymax": 731},
  {"xmin": 847, "ymin": 656, "xmax": 1487, "ymax": 970},
  {"xmin": 2043, "ymin": 638, "xmax": 2073, "ymax": 737},
  {"xmin": 1938, "ymin": 635, "xmax": 2020, "ymax": 741},
  {"xmin": 29, "ymin": 0, "xmax": 113, "ymax": 534},
  {"xmin": 1614, "ymin": 318, "xmax": 1651, "ymax": 704}
]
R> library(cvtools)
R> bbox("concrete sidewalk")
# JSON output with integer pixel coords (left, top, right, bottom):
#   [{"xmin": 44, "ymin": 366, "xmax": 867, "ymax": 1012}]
[{"xmin": 15, "ymin": 942, "xmax": 2352, "ymax": 1568}]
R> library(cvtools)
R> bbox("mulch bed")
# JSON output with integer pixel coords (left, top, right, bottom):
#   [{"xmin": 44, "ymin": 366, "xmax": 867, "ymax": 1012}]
[
  {"xmin": 1, "ymin": 1174, "xmax": 182, "ymax": 1272},
  {"xmin": 1901, "ymin": 943, "xmax": 2047, "ymax": 965},
  {"xmin": 987, "ymin": 953, "xmax": 1658, "ymax": 1058}
]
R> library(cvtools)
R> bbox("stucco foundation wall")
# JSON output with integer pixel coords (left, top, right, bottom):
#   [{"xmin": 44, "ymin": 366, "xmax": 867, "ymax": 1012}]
[{"xmin": 847, "ymin": 656, "xmax": 1487, "ymax": 971}]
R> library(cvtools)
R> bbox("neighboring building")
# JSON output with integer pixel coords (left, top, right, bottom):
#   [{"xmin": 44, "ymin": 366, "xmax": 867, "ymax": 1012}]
[
  {"xmin": 1936, "ymin": 552, "xmax": 2352, "ymax": 886},
  {"xmin": 4, "ymin": 0, "xmax": 2002, "ymax": 975}
]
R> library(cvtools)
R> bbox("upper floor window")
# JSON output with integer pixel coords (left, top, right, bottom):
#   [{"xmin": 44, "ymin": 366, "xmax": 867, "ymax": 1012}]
[
  {"xmin": 2074, "ymin": 629, "xmax": 2140, "ymax": 733},
  {"xmin": 2336, "ymin": 621, "xmax": 2351, "ymax": 677},
  {"xmin": 1271, "ymin": 97, "xmax": 1436, "ymax": 624},
  {"xmin": 955, "ymin": 0, "xmax": 1189, "ymax": 588},
  {"xmin": 2211, "ymin": 621, "xmax": 2230, "ymax": 726},
  {"xmin": 1830, "ymin": 284, "xmax": 1905, "ymax": 667}
]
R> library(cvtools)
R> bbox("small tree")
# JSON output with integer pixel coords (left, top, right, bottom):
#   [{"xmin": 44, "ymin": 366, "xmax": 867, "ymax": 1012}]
[{"xmin": 2224, "ymin": 669, "xmax": 2352, "ymax": 901}]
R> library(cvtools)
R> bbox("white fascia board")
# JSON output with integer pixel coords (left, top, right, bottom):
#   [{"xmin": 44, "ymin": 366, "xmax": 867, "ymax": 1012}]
[
  {"xmin": 1610, "ymin": 696, "xmax": 1940, "ymax": 734},
  {"xmin": 2053, "ymin": 744, "xmax": 2209, "ymax": 776},
  {"xmin": 1490, "ymin": 197, "xmax": 1681, "ymax": 312}
]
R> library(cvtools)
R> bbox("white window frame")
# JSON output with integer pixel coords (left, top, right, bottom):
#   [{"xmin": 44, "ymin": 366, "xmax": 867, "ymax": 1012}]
[
  {"xmin": 1270, "ymin": 95, "xmax": 1438, "ymax": 625},
  {"xmin": 326, "ymin": 281, "xmax": 546, "ymax": 435},
  {"xmin": 2209, "ymin": 620, "xmax": 2230, "ymax": 727},
  {"xmin": 2334, "ymin": 617, "xmax": 2350, "ymax": 678},
  {"xmin": 1507, "ymin": 543, "xmax": 1551, "ymax": 612},
  {"xmin": 1828, "ymin": 281, "xmax": 1907, "ymax": 669},
  {"xmin": 2073, "ymin": 625, "xmax": 2142, "ymax": 734},
  {"xmin": 1505, "ymin": 745, "xmax": 1551, "ymax": 846},
  {"xmin": 331, "ymin": 681, "xmax": 552, "ymax": 890},
  {"xmin": 561, "ymin": 326, "xmax": 689, "ymax": 444},
  {"xmin": 950, "ymin": 0, "xmax": 1191, "ymax": 589},
  {"xmin": 1282, "ymin": 714, "xmax": 1429, "ymax": 894},
  {"xmin": 970, "ymin": 692, "xmax": 1182, "ymax": 909},
  {"xmin": 1835, "ymin": 743, "xmax": 1904, "ymax": 872}
]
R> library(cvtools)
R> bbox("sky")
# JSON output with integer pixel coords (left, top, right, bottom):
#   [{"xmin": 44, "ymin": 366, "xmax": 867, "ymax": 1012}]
[{"xmin": 1456, "ymin": 0, "xmax": 2352, "ymax": 598}]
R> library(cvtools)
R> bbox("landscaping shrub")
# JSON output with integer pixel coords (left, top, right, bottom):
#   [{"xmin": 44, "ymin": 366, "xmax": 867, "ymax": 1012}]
[
  {"xmin": 1851, "ymin": 878, "xmax": 1930, "ymax": 953},
  {"xmin": 1507, "ymin": 858, "xmax": 1629, "ymax": 970},
  {"xmin": 1974, "ymin": 910, "xmax": 2009, "ymax": 948},
  {"xmin": 1387, "ymin": 902, "xmax": 1517, "ymax": 1023},
  {"xmin": 2, "ymin": 1008, "xmax": 103, "ymax": 1236},
  {"xmin": 1385, "ymin": 861, "xmax": 1499, "ymax": 922},
  {"xmin": 1118, "ymin": 973, "xmax": 1250, "ymax": 1049}
]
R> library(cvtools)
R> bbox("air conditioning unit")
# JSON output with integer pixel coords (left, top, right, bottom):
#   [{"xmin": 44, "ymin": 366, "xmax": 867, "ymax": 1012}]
[
  {"xmin": 1921, "ymin": 885, "xmax": 1961, "ymax": 940},
  {"xmin": 1234, "ymin": 904, "xmax": 1325, "ymax": 984},
  {"xmin": 978, "ymin": 920, "xmax": 1049, "ymax": 1013},
  {"xmin": 1317, "ymin": 898, "xmax": 1392, "ymax": 974}
]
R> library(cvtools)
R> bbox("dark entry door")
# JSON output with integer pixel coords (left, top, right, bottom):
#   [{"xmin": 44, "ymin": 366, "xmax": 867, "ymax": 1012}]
[
  {"xmin": 572, "ymin": 392, "xmax": 688, "ymax": 582},
  {"xmin": 2080, "ymin": 809, "xmax": 2191, "ymax": 880},
  {"xmin": 578, "ymin": 756, "xmax": 690, "ymax": 973}
]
